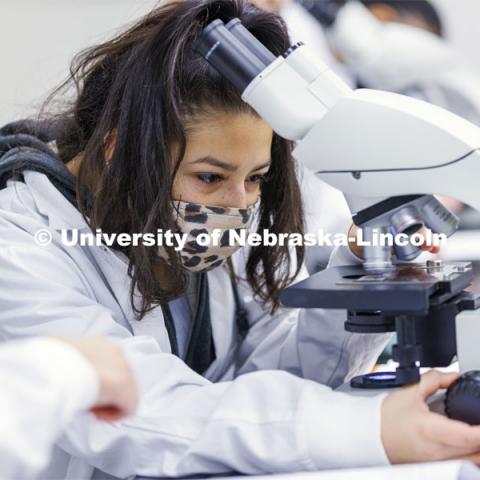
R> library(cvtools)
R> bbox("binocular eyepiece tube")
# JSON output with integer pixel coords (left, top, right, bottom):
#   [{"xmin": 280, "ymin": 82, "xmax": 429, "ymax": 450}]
[{"xmin": 193, "ymin": 18, "xmax": 276, "ymax": 93}]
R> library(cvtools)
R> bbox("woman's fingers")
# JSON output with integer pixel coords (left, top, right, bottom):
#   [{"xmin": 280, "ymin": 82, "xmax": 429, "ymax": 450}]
[
  {"xmin": 382, "ymin": 370, "xmax": 480, "ymax": 463},
  {"xmin": 416, "ymin": 372, "xmax": 480, "ymax": 453},
  {"xmin": 417, "ymin": 370, "xmax": 460, "ymax": 401},
  {"xmin": 90, "ymin": 405, "xmax": 126, "ymax": 422},
  {"xmin": 427, "ymin": 413, "xmax": 480, "ymax": 450},
  {"xmin": 54, "ymin": 336, "xmax": 139, "ymax": 421}
]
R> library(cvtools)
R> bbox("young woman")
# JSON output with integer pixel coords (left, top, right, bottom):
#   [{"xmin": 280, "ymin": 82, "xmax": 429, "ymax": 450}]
[{"xmin": 0, "ymin": 0, "xmax": 479, "ymax": 478}]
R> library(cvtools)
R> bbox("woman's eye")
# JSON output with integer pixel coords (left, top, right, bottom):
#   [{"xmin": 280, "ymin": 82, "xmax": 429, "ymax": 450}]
[
  {"xmin": 247, "ymin": 173, "xmax": 269, "ymax": 184},
  {"xmin": 197, "ymin": 173, "xmax": 223, "ymax": 184}
]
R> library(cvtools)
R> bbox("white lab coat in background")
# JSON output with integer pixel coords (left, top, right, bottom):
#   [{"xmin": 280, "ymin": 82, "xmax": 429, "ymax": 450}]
[
  {"xmin": 329, "ymin": 2, "xmax": 480, "ymax": 126},
  {"xmin": 0, "ymin": 338, "xmax": 98, "ymax": 479},
  {"xmin": 0, "ymin": 167, "xmax": 391, "ymax": 479}
]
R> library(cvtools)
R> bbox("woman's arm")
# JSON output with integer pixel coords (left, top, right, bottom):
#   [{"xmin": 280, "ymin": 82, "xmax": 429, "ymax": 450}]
[
  {"xmin": 0, "ymin": 337, "xmax": 138, "ymax": 478},
  {"xmin": 0, "ymin": 338, "xmax": 98, "ymax": 478}
]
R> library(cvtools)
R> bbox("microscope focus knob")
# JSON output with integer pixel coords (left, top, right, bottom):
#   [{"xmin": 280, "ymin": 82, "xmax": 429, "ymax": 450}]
[{"xmin": 445, "ymin": 371, "xmax": 480, "ymax": 425}]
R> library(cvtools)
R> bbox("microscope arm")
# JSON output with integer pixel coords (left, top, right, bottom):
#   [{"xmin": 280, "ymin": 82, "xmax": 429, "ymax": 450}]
[{"xmin": 293, "ymin": 88, "xmax": 480, "ymax": 215}]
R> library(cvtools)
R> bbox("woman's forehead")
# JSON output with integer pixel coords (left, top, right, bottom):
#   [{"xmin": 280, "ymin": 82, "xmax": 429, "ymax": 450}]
[{"xmin": 183, "ymin": 112, "xmax": 273, "ymax": 167}]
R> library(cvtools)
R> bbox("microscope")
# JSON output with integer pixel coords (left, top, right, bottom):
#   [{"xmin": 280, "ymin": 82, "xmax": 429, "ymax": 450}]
[{"xmin": 194, "ymin": 14, "xmax": 480, "ymax": 421}]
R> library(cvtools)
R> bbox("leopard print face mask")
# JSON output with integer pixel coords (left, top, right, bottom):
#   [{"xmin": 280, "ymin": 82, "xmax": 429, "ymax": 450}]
[{"xmin": 163, "ymin": 199, "xmax": 259, "ymax": 272}]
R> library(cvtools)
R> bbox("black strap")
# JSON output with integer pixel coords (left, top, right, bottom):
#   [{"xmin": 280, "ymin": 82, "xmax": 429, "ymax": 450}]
[
  {"xmin": 160, "ymin": 303, "xmax": 179, "ymax": 357},
  {"xmin": 162, "ymin": 263, "xmax": 250, "ymax": 374},
  {"xmin": 227, "ymin": 258, "xmax": 250, "ymax": 339},
  {"xmin": 162, "ymin": 272, "xmax": 217, "ymax": 375},
  {"xmin": 184, "ymin": 272, "xmax": 216, "ymax": 374}
]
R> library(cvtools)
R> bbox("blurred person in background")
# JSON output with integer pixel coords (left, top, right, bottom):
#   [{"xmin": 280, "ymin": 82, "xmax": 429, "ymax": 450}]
[{"xmin": 299, "ymin": 0, "xmax": 480, "ymax": 126}]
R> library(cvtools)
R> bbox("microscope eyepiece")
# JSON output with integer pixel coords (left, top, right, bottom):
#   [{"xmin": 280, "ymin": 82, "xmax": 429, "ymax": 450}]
[
  {"xmin": 193, "ymin": 18, "xmax": 276, "ymax": 93},
  {"xmin": 225, "ymin": 19, "xmax": 276, "ymax": 66}
]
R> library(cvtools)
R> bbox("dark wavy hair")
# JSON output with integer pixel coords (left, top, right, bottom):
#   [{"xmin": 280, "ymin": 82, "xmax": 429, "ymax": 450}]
[{"xmin": 44, "ymin": 0, "xmax": 305, "ymax": 319}]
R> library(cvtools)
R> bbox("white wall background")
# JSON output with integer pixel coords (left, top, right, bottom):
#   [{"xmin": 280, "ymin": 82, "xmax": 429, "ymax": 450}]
[
  {"xmin": 0, "ymin": 0, "xmax": 479, "ymax": 125},
  {"xmin": 0, "ymin": 0, "xmax": 161, "ymax": 125}
]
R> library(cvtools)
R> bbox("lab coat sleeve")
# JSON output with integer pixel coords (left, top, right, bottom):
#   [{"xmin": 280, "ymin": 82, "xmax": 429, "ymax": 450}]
[
  {"xmin": 329, "ymin": 2, "xmax": 455, "ymax": 92},
  {"xmin": 0, "ymin": 224, "xmax": 389, "ymax": 477},
  {"xmin": 0, "ymin": 337, "xmax": 99, "ymax": 479}
]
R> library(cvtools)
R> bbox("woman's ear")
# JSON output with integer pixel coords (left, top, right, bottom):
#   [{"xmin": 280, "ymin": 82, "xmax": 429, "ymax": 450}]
[{"xmin": 104, "ymin": 129, "xmax": 117, "ymax": 163}]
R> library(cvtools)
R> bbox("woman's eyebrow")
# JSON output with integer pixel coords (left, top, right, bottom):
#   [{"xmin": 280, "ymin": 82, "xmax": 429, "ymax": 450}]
[
  {"xmin": 250, "ymin": 161, "xmax": 271, "ymax": 172},
  {"xmin": 191, "ymin": 156, "xmax": 236, "ymax": 171},
  {"xmin": 191, "ymin": 157, "xmax": 271, "ymax": 172}
]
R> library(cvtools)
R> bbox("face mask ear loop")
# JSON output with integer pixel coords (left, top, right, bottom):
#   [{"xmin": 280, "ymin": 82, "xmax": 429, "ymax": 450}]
[{"xmin": 171, "ymin": 199, "xmax": 182, "ymax": 217}]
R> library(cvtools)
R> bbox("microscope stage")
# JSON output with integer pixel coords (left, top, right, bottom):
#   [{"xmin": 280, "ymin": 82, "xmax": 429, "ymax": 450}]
[{"xmin": 280, "ymin": 261, "xmax": 474, "ymax": 314}]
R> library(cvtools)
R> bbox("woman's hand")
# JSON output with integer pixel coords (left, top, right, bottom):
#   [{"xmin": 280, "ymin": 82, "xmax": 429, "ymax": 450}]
[
  {"xmin": 55, "ymin": 337, "xmax": 139, "ymax": 422},
  {"xmin": 382, "ymin": 370, "xmax": 480, "ymax": 463}
]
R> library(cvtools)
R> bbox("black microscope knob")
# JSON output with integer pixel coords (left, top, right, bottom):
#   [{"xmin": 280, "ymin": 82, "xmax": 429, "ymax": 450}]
[{"xmin": 445, "ymin": 371, "xmax": 480, "ymax": 425}]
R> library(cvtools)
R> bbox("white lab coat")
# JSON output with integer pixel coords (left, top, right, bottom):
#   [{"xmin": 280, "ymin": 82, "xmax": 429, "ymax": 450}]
[
  {"xmin": 0, "ymin": 167, "xmax": 391, "ymax": 479},
  {"xmin": 0, "ymin": 338, "xmax": 99, "ymax": 478}
]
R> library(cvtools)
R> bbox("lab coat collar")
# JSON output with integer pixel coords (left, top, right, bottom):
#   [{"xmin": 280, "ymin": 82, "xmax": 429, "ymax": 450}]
[{"xmin": 23, "ymin": 170, "xmax": 91, "ymax": 231}]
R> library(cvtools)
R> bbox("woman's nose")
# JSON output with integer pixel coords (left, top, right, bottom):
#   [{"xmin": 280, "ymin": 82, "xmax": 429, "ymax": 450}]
[{"xmin": 223, "ymin": 186, "xmax": 249, "ymax": 209}]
